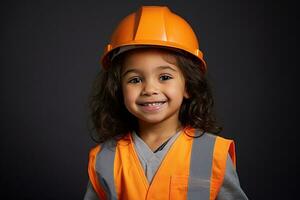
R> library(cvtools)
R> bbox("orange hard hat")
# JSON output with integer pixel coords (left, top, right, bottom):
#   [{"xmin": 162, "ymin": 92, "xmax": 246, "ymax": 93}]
[{"xmin": 101, "ymin": 6, "xmax": 207, "ymax": 72}]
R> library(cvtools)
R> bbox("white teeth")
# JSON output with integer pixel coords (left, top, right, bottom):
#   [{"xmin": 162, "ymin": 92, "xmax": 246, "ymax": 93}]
[{"xmin": 143, "ymin": 102, "xmax": 164, "ymax": 106}]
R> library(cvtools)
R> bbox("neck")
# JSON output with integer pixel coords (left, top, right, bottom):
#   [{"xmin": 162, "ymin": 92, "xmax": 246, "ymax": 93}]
[{"xmin": 137, "ymin": 117, "xmax": 182, "ymax": 150}]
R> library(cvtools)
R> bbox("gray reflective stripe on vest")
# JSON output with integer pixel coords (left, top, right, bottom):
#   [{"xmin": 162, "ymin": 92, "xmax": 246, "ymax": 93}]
[
  {"xmin": 188, "ymin": 131, "xmax": 216, "ymax": 200},
  {"xmin": 95, "ymin": 141, "xmax": 117, "ymax": 200}
]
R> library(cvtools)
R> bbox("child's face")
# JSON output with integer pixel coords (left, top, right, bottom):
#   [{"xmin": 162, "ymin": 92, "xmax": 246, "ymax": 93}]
[{"xmin": 121, "ymin": 49, "xmax": 189, "ymax": 125}]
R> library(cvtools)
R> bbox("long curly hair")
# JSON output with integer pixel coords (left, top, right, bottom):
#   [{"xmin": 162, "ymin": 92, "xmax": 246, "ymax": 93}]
[{"xmin": 88, "ymin": 48, "xmax": 222, "ymax": 143}]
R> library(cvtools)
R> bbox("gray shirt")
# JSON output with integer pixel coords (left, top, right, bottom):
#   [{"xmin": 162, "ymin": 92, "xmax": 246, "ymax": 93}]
[{"xmin": 132, "ymin": 130, "xmax": 182, "ymax": 183}]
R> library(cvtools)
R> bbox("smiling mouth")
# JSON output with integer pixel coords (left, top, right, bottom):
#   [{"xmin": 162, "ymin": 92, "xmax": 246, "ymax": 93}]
[
  {"xmin": 138, "ymin": 101, "xmax": 167, "ymax": 106},
  {"xmin": 137, "ymin": 101, "xmax": 167, "ymax": 112}
]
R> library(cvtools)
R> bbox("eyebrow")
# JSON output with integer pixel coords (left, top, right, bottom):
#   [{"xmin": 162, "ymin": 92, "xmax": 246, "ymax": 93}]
[{"xmin": 122, "ymin": 65, "xmax": 177, "ymax": 77}]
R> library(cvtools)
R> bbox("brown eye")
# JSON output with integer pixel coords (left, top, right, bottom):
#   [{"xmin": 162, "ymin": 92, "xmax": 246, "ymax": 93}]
[
  {"xmin": 128, "ymin": 77, "xmax": 142, "ymax": 83},
  {"xmin": 159, "ymin": 75, "xmax": 173, "ymax": 81}
]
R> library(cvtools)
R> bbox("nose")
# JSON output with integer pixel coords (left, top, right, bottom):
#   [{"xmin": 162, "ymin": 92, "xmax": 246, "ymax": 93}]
[{"xmin": 141, "ymin": 80, "xmax": 159, "ymax": 96}]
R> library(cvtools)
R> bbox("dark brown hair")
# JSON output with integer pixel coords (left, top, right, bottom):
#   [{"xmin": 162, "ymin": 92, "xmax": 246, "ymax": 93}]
[{"xmin": 88, "ymin": 48, "xmax": 222, "ymax": 143}]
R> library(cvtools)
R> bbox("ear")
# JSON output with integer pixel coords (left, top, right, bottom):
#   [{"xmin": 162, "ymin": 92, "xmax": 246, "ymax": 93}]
[{"xmin": 184, "ymin": 89, "xmax": 190, "ymax": 99}]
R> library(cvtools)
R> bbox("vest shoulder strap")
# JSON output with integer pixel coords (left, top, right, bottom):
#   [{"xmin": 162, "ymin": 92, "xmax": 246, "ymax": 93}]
[
  {"xmin": 87, "ymin": 145, "xmax": 107, "ymax": 200},
  {"xmin": 188, "ymin": 131, "xmax": 215, "ymax": 200},
  {"xmin": 210, "ymin": 136, "xmax": 236, "ymax": 200}
]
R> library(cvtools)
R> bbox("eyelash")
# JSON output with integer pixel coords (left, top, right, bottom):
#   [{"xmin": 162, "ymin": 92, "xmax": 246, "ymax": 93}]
[
  {"xmin": 159, "ymin": 74, "xmax": 173, "ymax": 81},
  {"xmin": 128, "ymin": 77, "xmax": 142, "ymax": 83},
  {"xmin": 127, "ymin": 74, "xmax": 173, "ymax": 84}
]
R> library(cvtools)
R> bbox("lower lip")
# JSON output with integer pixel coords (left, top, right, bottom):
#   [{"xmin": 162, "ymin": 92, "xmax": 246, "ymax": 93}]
[{"xmin": 139, "ymin": 102, "xmax": 166, "ymax": 112}]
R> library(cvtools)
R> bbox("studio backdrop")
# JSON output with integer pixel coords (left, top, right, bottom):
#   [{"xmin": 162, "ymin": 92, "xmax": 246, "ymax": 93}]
[{"xmin": 1, "ymin": 0, "xmax": 298, "ymax": 199}]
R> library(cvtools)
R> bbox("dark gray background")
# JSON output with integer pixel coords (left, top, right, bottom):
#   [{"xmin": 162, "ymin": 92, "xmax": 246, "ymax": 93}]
[{"xmin": 1, "ymin": 0, "xmax": 298, "ymax": 199}]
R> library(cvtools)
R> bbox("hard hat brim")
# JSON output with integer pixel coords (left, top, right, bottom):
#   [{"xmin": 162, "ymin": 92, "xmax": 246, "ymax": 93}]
[{"xmin": 101, "ymin": 43, "xmax": 207, "ymax": 72}]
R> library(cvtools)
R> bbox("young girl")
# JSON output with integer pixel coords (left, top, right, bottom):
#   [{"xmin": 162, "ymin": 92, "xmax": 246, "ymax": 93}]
[{"xmin": 84, "ymin": 6, "xmax": 248, "ymax": 200}]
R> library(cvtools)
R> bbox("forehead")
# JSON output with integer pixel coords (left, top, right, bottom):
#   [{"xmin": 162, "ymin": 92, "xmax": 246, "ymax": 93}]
[{"xmin": 121, "ymin": 48, "xmax": 178, "ymax": 71}]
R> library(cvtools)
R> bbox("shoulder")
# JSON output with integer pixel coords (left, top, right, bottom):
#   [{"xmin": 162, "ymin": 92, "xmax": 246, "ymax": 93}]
[
  {"xmin": 89, "ymin": 139, "xmax": 118, "ymax": 158},
  {"xmin": 203, "ymin": 132, "xmax": 236, "ymax": 168},
  {"xmin": 203, "ymin": 132, "xmax": 235, "ymax": 149},
  {"xmin": 192, "ymin": 130, "xmax": 236, "ymax": 166},
  {"xmin": 192, "ymin": 130, "xmax": 235, "ymax": 143},
  {"xmin": 204, "ymin": 132, "xmax": 234, "ymax": 141},
  {"xmin": 189, "ymin": 129, "xmax": 232, "ymax": 140},
  {"xmin": 89, "ymin": 144, "xmax": 101, "ymax": 159}
]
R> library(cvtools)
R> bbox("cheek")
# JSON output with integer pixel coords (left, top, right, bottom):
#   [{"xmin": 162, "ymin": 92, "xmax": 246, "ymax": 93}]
[
  {"xmin": 122, "ymin": 85, "xmax": 138, "ymax": 105},
  {"xmin": 165, "ymin": 87, "xmax": 185, "ymax": 102},
  {"xmin": 166, "ymin": 81, "xmax": 186, "ymax": 98},
  {"xmin": 165, "ymin": 87, "xmax": 178, "ymax": 97}
]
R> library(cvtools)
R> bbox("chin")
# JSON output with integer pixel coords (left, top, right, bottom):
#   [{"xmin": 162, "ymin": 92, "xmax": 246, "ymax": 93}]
[
  {"xmin": 138, "ymin": 116, "xmax": 166, "ymax": 124},
  {"xmin": 137, "ymin": 113, "xmax": 179, "ymax": 125}
]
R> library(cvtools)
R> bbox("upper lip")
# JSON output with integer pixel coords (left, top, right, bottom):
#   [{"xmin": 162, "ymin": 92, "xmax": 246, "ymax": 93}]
[{"xmin": 137, "ymin": 100, "xmax": 167, "ymax": 105}]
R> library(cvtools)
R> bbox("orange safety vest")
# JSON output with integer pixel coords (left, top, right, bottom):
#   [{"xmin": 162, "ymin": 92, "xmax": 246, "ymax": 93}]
[{"xmin": 87, "ymin": 128, "xmax": 236, "ymax": 200}]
